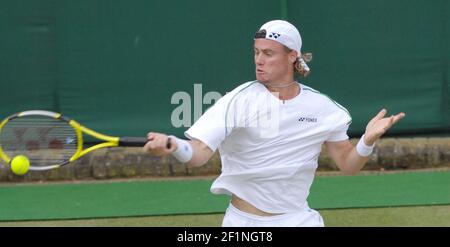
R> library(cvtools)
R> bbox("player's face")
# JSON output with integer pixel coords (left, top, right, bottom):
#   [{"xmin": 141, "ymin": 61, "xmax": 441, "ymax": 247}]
[{"xmin": 254, "ymin": 39, "xmax": 296, "ymax": 84}]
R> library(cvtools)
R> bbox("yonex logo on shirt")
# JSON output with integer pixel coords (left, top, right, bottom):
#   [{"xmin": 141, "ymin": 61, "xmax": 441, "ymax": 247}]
[{"xmin": 298, "ymin": 117, "xmax": 317, "ymax": 123}]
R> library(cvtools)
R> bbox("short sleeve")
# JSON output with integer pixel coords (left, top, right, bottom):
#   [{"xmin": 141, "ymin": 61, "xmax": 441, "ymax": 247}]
[
  {"xmin": 185, "ymin": 81, "xmax": 256, "ymax": 151},
  {"xmin": 184, "ymin": 97, "xmax": 228, "ymax": 151},
  {"xmin": 326, "ymin": 109, "xmax": 352, "ymax": 142}
]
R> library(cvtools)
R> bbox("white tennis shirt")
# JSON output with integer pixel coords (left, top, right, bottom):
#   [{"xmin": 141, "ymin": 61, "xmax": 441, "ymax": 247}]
[{"xmin": 185, "ymin": 81, "xmax": 352, "ymax": 213}]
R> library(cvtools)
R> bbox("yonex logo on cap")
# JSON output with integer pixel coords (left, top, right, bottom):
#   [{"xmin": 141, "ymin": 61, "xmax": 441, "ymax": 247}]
[{"xmin": 269, "ymin": 32, "xmax": 280, "ymax": 39}]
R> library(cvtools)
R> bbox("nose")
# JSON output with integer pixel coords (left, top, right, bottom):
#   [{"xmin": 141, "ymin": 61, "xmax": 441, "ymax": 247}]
[{"xmin": 255, "ymin": 53, "xmax": 264, "ymax": 65}]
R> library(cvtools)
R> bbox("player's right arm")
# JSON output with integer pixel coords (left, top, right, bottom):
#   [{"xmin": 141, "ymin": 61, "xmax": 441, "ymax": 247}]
[
  {"xmin": 143, "ymin": 132, "xmax": 214, "ymax": 167},
  {"xmin": 143, "ymin": 83, "xmax": 249, "ymax": 167},
  {"xmin": 184, "ymin": 138, "xmax": 214, "ymax": 167}
]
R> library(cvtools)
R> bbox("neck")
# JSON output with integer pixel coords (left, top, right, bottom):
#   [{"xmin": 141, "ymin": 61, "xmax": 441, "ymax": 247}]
[
  {"xmin": 262, "ymin": 80, "xmax": 300, "ymax": 100},
  {"xmin": 265, "ymin": 80, "xmax": 296, "ymax": 88}
]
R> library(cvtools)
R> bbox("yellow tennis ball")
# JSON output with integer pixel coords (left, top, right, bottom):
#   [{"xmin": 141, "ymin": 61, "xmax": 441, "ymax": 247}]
[{"xmin": 10, "ymin": 155, "xmax": 30, "ymax": 175}]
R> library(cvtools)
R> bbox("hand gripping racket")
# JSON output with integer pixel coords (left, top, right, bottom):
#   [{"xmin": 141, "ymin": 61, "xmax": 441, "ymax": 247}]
[{"xmin": 0, "ymin": 110, "xmax": 169, "ymax": 171}]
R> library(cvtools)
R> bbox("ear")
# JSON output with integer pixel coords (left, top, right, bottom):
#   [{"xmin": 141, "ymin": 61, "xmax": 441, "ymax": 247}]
[
  {"xmin": 289, "ymin": 50, "xmax": 298, "ymax": 63},
  {"xmin": 289, "ymin": 55, "xmax": 297, "ymax": 64}
]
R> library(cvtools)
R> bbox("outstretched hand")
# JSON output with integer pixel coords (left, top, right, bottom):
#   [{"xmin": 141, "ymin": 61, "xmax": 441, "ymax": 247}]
[{"xmin": 364, "ymin": 109, "xmax": 405, "ymax": 146}]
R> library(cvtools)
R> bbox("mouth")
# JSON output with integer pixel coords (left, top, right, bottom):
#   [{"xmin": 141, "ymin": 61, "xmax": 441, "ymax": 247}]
[{"xmin": 256, "ymin": 69, "xmax": 264, "ymax": 74}]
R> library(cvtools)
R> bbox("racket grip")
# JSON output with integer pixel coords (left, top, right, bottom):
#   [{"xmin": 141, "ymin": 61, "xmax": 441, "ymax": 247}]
[
  {"xmin": 119, "ymin": 137, "xmax": 172, "ymax": 149},
  {"xmin": 118, "ymin": 137, "xmax": 148, "ymax": 147}
]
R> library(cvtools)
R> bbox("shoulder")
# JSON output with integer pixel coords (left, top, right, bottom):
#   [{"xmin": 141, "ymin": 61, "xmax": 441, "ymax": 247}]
[
  {"xmin": 203, "ymin": 80, "xmax": 260, "ymax": 114},
  {"xmin": 215, "ymin": 80, "xmax": 261, "ymax": 105},
  {"xmin": 225, "ymin": 80, "xmax": 260, "ymax": 97},
  {"xmin": 301, "ymin": 84, "xmax": 352, "ymax": 123}
]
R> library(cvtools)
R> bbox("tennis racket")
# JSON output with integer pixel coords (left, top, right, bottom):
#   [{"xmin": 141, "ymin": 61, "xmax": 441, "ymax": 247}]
[{"xmin": 0, "ymin": 110, "xmax": 169, "ymax": 171}]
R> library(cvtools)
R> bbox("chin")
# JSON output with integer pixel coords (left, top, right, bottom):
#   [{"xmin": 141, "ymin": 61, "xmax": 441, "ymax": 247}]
[{"xmin": 256, "ymin": 75, "xmax": 269, "ymax": 83}]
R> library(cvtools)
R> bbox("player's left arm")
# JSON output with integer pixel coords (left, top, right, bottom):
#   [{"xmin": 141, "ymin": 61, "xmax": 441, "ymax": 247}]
[{"xmin": 325, "ymin": 109, "xmax": 405, "ymax": 175}]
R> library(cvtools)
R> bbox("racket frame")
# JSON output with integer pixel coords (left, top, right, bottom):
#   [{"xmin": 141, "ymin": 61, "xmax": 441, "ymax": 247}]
[{"xmin": 0, "ymin": 110, "xmax": 126, "ymax": 170}]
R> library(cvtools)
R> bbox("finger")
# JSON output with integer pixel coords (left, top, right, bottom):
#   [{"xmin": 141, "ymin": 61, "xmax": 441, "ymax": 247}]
[
  {"xmin": 382, "ymin": 115, "xmax": 397, "ymax": 131},
  {"xmin": 374, "ymin": 109, "xmax": 387, "ymax": 121},
  {"xmin": 143, "ymin": 140, "xmax": 154, "ymax": 152},
  {"xmin": 158, "ymin": 136, "xmax": 172, "ymax": 151},
  {"xmin": 160, "ymin": 136, "xmax": 174, "ymax": 154},
  {"xmin": 392, "ymin": 112, "xmax": 406, "ymax": 124},
  {"xmin": 147, "ymin": 132, "xmax": 155, "ymax": 140},
  {"xmin": 146, "ymin": 141, "xmax": 165, "ymax": 156},
  {"xmin": 156, "ymin": 136, "xmax": 170, "ymax": 149},
  {"xmin": 153, "ymin": 136, "xmax": 164, "ymax": 149},
  {"xmin": 142, "ymin": 142, "xmax": 148, "ymax": 152}
]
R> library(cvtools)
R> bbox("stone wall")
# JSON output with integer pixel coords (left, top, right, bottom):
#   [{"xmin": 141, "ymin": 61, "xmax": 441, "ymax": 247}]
[{"xmin": 1, "ymin": 137, "xmax": 449, "ymax": 182}]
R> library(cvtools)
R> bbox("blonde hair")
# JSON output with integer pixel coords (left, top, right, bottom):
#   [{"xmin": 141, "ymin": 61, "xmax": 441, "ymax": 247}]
[
  {"xmin": 294, "ymin": 53, "xmax": 312, "ymax": 77},
  {"xmin": 284, "ymin": 46, "xmax": 312, "ymax": 77}
]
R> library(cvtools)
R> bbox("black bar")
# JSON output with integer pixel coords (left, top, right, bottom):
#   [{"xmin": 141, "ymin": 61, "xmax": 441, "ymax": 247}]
[{"xmin": 1, "ymin": 227, "xmax": 446, "ymax": 245}]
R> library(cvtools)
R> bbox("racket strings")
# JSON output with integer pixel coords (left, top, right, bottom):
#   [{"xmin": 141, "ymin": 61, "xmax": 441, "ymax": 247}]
[{"xmin": 0, "ymin": 116, "xmax": 78, "ymax": 167}]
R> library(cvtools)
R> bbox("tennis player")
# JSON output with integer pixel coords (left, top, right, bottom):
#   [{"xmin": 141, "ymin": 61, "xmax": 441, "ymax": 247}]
[{"xmin": 143, "ymin": 20, "xmax": 405, "ymax": 227}]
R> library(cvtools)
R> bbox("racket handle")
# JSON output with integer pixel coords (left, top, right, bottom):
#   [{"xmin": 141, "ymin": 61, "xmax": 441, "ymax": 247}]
[
  {"xmin": 119, "ymin": 137, "xmax": 148, "ymax": 147},
  {"xmin": 119, "ymin": 137, "xmax": 172, "ymax": 149}
]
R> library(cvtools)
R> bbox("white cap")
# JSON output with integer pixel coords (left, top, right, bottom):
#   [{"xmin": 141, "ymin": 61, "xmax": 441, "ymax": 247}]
[{"xmin": 255, "ymin": 20, "xmax": 302, "ymax": 57}]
